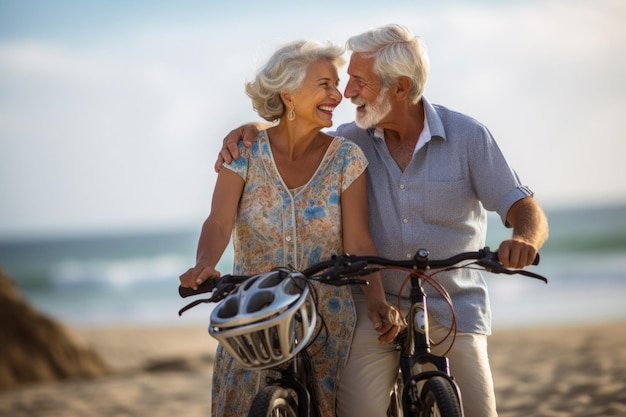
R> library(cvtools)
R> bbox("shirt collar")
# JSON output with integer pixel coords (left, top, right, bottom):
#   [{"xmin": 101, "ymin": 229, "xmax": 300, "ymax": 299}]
[
  {"xmin": 422, "ymin": 96, "xmax": 446, "ymax": 141},
  {"xmin": 371, "ymin": 96, "xmax": 437, "ymax": 155}
]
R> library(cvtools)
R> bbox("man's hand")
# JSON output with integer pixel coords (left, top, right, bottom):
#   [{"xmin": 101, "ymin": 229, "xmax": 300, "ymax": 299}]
[
  {"xmin": 368, "ymin": 302, "xmax": 406, "ymax": 344},
  {"xmin": 214, "ymin": 123, "xmax": 263, "ymax": 172},
  {"xmin": 497, "ymin": 239, "xmax": 538, "ymax": 269}
]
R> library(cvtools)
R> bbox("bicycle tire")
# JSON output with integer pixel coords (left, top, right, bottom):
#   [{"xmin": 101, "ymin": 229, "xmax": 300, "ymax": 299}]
[
  {"xmin": 247, "ymin": 386, "xmax": 298, "ymax": 417},
  {"xmin": 419, "ymin": 376, "xmax": 463, "ymax": 417}
]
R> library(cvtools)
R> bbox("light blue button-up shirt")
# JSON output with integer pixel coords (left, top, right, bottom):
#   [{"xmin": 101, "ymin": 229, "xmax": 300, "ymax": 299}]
[{"xmin": 333, "ymin": 97, "xmax": 532, "ymax": 334}]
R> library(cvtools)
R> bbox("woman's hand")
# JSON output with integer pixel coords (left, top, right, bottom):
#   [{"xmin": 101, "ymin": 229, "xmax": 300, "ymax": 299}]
[
  {"xmin": 368, "ymin": 301, "xmax": 406, "ymax": 344},
  {"xmin": 179, "ymin": 263, "xmax": 221, "ymax": 290}
]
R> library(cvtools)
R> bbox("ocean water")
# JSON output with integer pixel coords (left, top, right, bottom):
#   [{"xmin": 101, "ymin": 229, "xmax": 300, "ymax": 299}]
[{"xmin": 1, "ymin": 204, "xmax": 625, "ymax": 330}]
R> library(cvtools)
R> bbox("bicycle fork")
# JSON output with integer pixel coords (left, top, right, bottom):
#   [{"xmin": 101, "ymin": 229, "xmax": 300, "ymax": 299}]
[{"xmin": 398, "ymin": 274, "xmax": 462, "ymax": 415}]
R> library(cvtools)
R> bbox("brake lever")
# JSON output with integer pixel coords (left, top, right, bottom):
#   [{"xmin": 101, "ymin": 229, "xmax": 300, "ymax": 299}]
[
  {"xmin": 178, "ymin": 281, "xmax": 239, "ymax": 316},
  {"xmin": 178, "ymin": 298, "xmax": 211, "ymax": 316},
  {"xmin": 507, "ymin": 269, "xmax": 548, "ymax": 283},
  {"xmin": 478, "ymin": 252, "xmax": 547, "ymax": 283}
]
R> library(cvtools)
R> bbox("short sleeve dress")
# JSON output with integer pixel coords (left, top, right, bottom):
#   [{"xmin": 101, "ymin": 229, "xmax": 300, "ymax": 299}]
[{"xmin": 211, "ymin": 130, "xmax": 369, "ymax": 417}]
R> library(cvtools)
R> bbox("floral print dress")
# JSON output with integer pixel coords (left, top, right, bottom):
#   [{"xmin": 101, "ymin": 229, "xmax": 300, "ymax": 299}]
[{"xmin": 211, "ymin": 130, "xmax": 368, "ymax": 417}]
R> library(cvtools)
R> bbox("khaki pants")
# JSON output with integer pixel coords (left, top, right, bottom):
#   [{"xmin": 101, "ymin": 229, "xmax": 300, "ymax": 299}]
[{"xmin": 336, "ymin": 293, "xmax": 497, "ymax": 417}]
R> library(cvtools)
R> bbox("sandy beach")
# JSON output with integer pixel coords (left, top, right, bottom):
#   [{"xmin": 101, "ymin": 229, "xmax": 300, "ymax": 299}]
[{"xmin": 1, "ymin": 321, "xmax": 625, "ymax": 417}]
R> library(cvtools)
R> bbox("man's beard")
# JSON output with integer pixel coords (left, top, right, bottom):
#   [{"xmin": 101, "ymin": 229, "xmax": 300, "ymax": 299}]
[{"xmin": 352, "ymin": 88, "xmax": 391, "ymax": 129}]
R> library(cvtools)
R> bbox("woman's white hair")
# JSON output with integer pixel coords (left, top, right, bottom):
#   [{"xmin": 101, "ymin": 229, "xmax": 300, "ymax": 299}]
[
  {"xmin": 245, "ymin": 40, "xmax": 345, "ymax": 121},
  {"xmin": 346, "ymin": 24, "xmax": 430, "ymax": 104}
]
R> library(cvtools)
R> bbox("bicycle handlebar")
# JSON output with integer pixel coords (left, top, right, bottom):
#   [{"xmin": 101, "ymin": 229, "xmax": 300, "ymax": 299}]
[
  {"xmin": 178, "ymin": 246, "xmax": 545, "ymax": 302},
  {"xmin": 178, "ymin": 274, "xmax": 245, "ymax": 298},
  {"xmin": 304, "ymin": 247, "xmax": 542, "ymax": 281}
]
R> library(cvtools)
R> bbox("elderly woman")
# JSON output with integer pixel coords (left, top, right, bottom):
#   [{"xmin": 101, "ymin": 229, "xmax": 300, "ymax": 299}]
[{"xmin": 179, "ymin": 40, "xmax": 403, "ymax": 417}]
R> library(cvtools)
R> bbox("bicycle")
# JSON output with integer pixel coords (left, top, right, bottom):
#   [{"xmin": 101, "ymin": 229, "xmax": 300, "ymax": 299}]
[{"xmin": 178, "ymin": 246, "xmax": 547, "ymax": 417}]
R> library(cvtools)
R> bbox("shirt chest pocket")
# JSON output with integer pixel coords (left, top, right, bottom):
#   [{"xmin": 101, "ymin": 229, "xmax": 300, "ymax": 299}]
[{"xmin": 424, "ymin": 179, "xmax": 471, "ymax": 225}]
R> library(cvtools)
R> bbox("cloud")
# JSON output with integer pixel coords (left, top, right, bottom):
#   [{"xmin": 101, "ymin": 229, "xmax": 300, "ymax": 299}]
[
  {"xmin": 0, "ymin": 34, "xmax": 223, "ymax": 235},
  {"xmin": 1, "ymin": 0, "xmax": 625, "ymax": 237}
]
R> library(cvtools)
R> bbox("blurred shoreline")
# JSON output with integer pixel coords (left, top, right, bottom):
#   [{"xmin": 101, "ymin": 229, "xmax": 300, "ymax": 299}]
[{"xmin": 1, "ymin": 203, "xmax": 625, "ymax": 330}]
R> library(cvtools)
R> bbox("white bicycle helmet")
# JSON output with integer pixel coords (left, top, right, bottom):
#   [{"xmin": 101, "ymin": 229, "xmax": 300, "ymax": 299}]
[{"xmin": 209, "ymin": 268, "xmax": 317, "ymax": 370}]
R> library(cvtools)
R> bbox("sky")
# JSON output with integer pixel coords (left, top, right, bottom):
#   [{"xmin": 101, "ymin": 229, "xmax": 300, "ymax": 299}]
[{"xmin": 1, "ymin": 0, "xmax": 625, "ymax": 239}]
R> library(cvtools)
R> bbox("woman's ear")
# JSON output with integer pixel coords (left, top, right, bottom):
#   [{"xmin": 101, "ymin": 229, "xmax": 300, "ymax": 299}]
[{"xmin": 280, "ymin": 92, "xmax": 293, "ymax": 108}]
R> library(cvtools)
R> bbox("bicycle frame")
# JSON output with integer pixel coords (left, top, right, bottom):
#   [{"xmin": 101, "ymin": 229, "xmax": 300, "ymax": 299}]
[{"xmin": 395, "ymin": 271, "xmax": 463, "ymax": 416}]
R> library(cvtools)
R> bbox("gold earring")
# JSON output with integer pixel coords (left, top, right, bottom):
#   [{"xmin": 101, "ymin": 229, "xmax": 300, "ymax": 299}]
[{"xmin": 287, "ymin": 108, "xmax": 295, "ymax": 121}]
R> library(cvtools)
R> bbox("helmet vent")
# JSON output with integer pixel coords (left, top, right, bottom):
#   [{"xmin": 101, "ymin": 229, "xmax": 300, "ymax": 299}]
[{"xmin": 246, "ymin": 291, "xmax": 275, "ymax": 314}]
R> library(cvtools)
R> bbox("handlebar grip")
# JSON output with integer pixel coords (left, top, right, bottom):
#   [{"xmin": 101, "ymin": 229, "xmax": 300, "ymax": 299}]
[
  {"xmin": 492, "ymin": 250, "xmax": 540, "ymax": 266},
  {"xmin": 178, "ymin": 278, "xmax": 219, "ymax": 298},
  {"xmin": 532, "ymin": 253, "xmax": 540, "ymax": 266}
]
